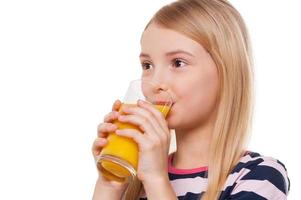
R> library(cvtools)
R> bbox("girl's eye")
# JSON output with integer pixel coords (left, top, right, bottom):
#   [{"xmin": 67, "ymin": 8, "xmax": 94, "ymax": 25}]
[
  {"xmin": 172, "ymin": 58, "xmax": 187, "ymax": 68},
  {"xmin": 141, "ymin": 62, "xmax": 153, "ymax": 70}
]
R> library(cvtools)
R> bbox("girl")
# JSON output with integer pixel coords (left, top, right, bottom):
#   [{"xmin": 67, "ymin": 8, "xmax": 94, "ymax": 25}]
[{"xmin": 92, "ymin": 0, "xmax": 290, "ymax": 199}]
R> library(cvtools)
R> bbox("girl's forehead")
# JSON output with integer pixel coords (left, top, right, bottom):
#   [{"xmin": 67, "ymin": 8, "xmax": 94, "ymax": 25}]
[
  {"xmin": 141, "ymin": 24, "xmax": 205, "ymax": 57},
  {"xmin": 141, "ymin": 23, "xmax": 190, "ymax": 44}
]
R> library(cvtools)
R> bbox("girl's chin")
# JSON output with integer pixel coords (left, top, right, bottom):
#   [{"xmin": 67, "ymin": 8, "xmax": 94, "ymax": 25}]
[
  {"xmin": 166, "ymin": 115, "xmax": 177, "ymax": 129},
  {"xmin": 166, "ymin": 103, "xmax": 181, "ymax": 129}
]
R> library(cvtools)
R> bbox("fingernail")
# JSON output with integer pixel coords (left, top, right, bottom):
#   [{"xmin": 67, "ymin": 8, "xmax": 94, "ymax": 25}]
[
  {"xmin": 111, "ymin": 124, "xmax": 117, "ymax": 129},
  {"xmin": 138, "ymin": 99, "xmax": 144, "ymax": 105},
  {"xmin": 100, "ymin": 138, "xmax": 107, "ymax": 143}
]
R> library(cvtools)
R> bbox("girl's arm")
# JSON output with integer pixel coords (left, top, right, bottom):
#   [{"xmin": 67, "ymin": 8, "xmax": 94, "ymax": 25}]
[
  {"xmin": 92, "ymin": 100, "xmax": 129, "ymax": 200},
  {"xmin": 142, "ymin": 175, "xmax": 177, "ymax": 200},
  {"xmin": 92, "ymin": 178, "xmax": 128, "ymax": 200}
]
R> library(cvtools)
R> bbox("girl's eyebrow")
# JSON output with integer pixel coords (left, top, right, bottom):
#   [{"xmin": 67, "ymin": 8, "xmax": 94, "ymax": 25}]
[{"xmin": 139, "ymin": 49, "xmax": 195, "ymax": 58}]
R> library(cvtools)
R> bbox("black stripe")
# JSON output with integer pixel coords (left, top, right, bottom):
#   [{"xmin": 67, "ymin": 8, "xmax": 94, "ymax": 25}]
[
  {"xmin": 168, "ymin": 171, "xmax": 208, "ymax": 180},
  {"xmin": 231, "ymin": 158, "xmax": 264, "ymax": 173},
  {"xmin": 277, "ymin": 159, "xmax": 287, "ymax": 171},
  {"xmin": 241, "ymin": 165, "xmax": 287, "ymax": 194},
  {"xmin": 247, "ymin": 152, "xmax": 262, "ymax": 158},
  {"xmin": 178, "ymin": 192, "xmax": 203, "ymax": 200},
  {"xmin": 219, "ymin": 182, "xmax": 238, "ymax": 199}
]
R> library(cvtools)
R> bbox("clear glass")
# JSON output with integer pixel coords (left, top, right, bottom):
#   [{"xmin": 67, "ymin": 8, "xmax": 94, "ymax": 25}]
[{"xmin": 96, "ymin": 79, "xmax": 173, "ymax": 184}]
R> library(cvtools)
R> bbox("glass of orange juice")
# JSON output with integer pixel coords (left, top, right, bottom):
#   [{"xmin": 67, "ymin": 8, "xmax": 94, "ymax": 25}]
[{"xmin": 96, "ymin": 79, "xmax": 173, "ymax": 183}]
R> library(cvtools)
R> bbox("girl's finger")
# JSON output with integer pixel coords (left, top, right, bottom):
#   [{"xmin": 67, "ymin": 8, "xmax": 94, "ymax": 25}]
[
  {"xmin": 121, "ymin": 105, "xmax": 168, "ymax": 141},
  {"xmin": 112, "ymin": 99, "xmax": 122, "ymax": 111},
  {"xmin": 97, "ymin": 122, "xmax": 118, "ymax": 137},
  {"xmin": 103, "ymin": 111, "xmax": 120, "ymax": 123},
  {"xmin": 92, "ymin": 137, "xmax": 108, "ymax": 158},
  {"xmin": 115, "ymin": 129, "xmax": 147, "ymax": 147},
  {"xmin": 137, "ymin": 100, "xmax": 170, "ymax": 132},
  {"xmin": 118, "ymin": 113, "xmax": 162, "ymax": 142}
]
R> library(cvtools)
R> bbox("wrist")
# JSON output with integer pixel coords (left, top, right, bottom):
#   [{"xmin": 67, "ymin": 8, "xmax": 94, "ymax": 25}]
[
  {"xmin": 142, "ymin": 174, "xmax": 169, "ymax": 186},
  {"xmin": 141, "ymin": 175, "xmax": 177, "ymax": 200},
  {"xmin": 93, "ymin": 177, "xmax": 128, "ymax": 199}
]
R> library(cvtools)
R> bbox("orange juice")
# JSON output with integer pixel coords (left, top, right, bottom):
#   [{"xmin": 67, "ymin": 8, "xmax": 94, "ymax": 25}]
[{"xmin": 99, "ymin": 103, "xmax": 171, "ymax": 182}]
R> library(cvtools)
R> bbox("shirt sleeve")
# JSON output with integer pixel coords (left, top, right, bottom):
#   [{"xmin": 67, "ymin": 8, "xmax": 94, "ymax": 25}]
[{"xmin": 229, "ymin": 158, "xmax": 290, "ymax": 200}]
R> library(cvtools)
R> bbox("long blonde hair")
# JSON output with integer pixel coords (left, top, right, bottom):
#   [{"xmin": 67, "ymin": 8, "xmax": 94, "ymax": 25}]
[{"xmin": 123, "ymin": 0, "xmax": 254, "ymax": 199}]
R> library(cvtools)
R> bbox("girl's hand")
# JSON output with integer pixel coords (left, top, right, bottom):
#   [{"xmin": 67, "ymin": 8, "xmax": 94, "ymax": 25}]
[
  {"xmin": 92, "ymin": 99, "xmax": 121, "ymax": 164},
  {"xmin": 92, "ymin": 100, "xmax": 128, "ymax": 191},
  {"xmin": 115, "ymin": 100, "xmax": 171, "ymax": 183}
]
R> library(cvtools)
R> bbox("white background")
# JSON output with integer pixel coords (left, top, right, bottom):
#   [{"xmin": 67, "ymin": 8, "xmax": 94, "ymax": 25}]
[{"xmin": 0, "ymin": 0, "xmax": 299, "ymax": 199}]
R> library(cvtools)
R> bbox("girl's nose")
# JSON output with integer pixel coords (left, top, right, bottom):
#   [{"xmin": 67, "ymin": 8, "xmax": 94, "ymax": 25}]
[
  {"xmin": 154, "ymin": 82, "xmax": 169, "ymax": 92},
  {"xmin": 142, "ymin": 76, "xmax": 173, "ymax": 104},
  {"xmin": 150, "ymin": 74, "xmax": 169, "ymax": 92},
  {"xmin": 151, "ymin": 78, "xmax": 172, "ymax": 99},
  {"xmin": 150, "ymin": 68, "xmax": 170, "ymax": 91}
]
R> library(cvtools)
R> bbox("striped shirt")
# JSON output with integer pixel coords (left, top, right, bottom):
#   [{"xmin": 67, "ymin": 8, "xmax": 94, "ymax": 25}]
[{"xmin": 139, "ymin": 151, "xmax": 290, "ymax": 200}]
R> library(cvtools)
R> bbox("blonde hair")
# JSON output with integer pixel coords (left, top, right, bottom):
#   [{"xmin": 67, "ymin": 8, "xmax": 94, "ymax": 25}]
[{"xmin": 123, "ymin": 0, "xmax": 254, "ymax": 199}]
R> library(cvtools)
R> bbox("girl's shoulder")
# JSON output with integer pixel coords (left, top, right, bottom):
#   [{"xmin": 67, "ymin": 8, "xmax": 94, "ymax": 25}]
[{"xmin": 221, "ymin": 151, "xmax": 290, "ymax": 199}]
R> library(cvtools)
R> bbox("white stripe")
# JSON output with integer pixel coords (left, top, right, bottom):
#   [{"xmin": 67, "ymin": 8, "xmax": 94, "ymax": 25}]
[
  {"xmin": 170, "ymin": 176, "xmax": 208, "ymax": 197},
  {"xmin": 231, "ymin": 179, "xmax": 287, "ymax": 200},
  {"xmin": 239, "ymin": 154, "xmax": 264, "ymax": 163},
  {"xmin": 139, "ymin": 176, "xmax": 207, "ymax": 198},
  {"xmin": 222, "ymin": 168, "xmax": 251, "ymax": 190}
]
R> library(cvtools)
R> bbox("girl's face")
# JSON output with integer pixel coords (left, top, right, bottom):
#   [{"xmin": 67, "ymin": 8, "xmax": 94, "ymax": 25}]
[{"xmin": 140, "ymin": 23, "xmax": 219, "ymax": 130}]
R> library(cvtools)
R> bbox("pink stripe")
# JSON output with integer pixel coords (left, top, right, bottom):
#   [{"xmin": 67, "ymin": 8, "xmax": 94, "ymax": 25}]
[
  {"xmin": 232, "ymin": 179, "xmax": 287, "ymax": 199},
  {"xmin": 168, "ymin": 153, "xmax": 208, "ymax": 174}
]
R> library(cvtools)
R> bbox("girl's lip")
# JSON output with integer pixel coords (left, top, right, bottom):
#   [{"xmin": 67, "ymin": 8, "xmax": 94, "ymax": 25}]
[{"xmin": 154, "ymin": 101, "xmax": 174, "ymax": 106}]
